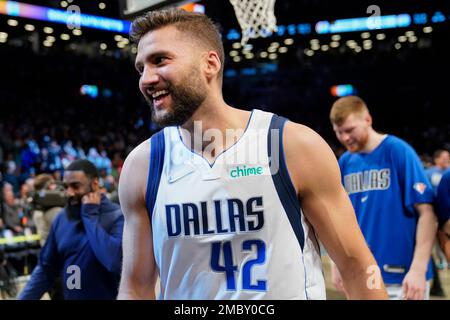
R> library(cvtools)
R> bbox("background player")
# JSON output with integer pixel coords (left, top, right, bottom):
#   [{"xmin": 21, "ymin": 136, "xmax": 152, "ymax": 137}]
[
  {"xmin": 329, "ymin": 95, "xmax": 438, "ymax": 300},
  {"xmin": 426, "ymin": 149, "xmax": 450, "ymax": 193},
  {"xmin": 436, "ymin": 171, "xmax": 450, "ymax": 262}
]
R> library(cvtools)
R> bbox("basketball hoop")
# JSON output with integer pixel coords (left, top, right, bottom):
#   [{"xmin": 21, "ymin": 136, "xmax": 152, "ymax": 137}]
[{"xmin": 229, "ymin": 0, "xmax": 278, "ymax": 45}]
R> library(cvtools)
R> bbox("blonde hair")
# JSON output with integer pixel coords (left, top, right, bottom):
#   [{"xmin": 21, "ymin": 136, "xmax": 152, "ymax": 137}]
[{"xmin": 329, "ymin": 96, "xmax": 369, "ymax": 125}]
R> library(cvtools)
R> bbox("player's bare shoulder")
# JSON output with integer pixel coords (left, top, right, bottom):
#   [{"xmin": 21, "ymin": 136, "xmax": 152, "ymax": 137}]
[
  {"xmin": 119, "ymin": 138, "xmax": 151, "ymax": 206},
  {"xmin": 283, "ymin": 121, "xmax": 328, "ymax": 150},
  {"xmin": 282, "ymin": 121, "xmax": 341, "ymax": 194}
]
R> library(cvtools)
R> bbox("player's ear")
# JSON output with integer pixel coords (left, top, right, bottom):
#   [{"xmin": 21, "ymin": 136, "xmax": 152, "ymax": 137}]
[
  {"xmin": 91, "ymin": 177, "xmax": 100, "ymax": 191},
  {"xmin": 203, "ymin": 50, "xmax": 221, "ymax": 82},
  {"xmin": 364, "ymin": 112, "xmax": 372, "ymax": 126}
]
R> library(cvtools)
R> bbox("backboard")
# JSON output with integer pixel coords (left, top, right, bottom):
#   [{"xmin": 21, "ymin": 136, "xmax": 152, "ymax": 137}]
[{"xmin": 120, "ymin": 0, "xmax": 202, "ymax": 18}]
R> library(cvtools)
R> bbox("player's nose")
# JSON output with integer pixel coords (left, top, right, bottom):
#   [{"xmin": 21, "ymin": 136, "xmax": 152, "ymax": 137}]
[
  {"xmin": 338, "ymin": 132, "xmax": 349, "ymax": 142},
  {"xmin": 65, "ymin": 188, "xmax": 75, "ymax": 198},
  {"xmin": 140, "ymin": 65, "xmax": 160, "ymax": 86}
]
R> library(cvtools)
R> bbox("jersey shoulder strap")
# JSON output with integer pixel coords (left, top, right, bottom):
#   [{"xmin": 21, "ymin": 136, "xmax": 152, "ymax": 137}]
[
  {"xmin": 268, "ymin": 114, "xmax": 305, "ymax": 250},
  {"xmin": 145, "ymin": 129, "xmax": 166, "ymax": 219}
]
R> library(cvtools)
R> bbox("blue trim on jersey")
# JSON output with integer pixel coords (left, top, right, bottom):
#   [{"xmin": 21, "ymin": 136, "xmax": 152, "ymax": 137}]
[
  {"xmin": 145, "ymin": 130, "xmax": 166, "ymax": 219},
  {"xmin": 176, "ymin": 109, "xmax": 255, "ymax": 168},
  {"xmin": 301, "ymin": 254, "xmax": 309, "ymax": 300},
  {"xmin": 267, "ymin": 115, "xmax": 305, "ymax": 251}
]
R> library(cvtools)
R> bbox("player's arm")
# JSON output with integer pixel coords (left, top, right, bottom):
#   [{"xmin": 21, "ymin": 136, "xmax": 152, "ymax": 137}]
[
  {"xmin": 397, "ymin": 145, "xmax": 438, "ymax": 300},
  {"xmin": 411, "ymin": 204, "xmax": 438, "ymax": 272},
  {"xmin": 117, "ymin": 139, "xmax": 158, "ymax": 300},
  {"xmin": 402, "ymin": 203, "xmax": 437, "ymax": 300},
  {"xmin": 438, "ymin": 228, "xmax": 450, "ymax": 262},
  {"xmin": 80, "ymin": 199, "xmax": 124, "ymax": 275},
  {"xmin": 444, "ymin": 221, "xmax": 450, "ymax": 236},
  {"xmin": 283, "ymin": 122, "xmax": 388, "ymax": 299},
  {"xmin": 18, "ymin": 220, "xmax": 61, "ymax": 300}
]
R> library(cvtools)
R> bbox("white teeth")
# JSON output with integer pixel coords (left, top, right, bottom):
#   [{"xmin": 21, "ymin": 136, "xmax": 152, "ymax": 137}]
[{"xmin": 152, "ymin": 90, "xmax": 169, "ymax": 99}]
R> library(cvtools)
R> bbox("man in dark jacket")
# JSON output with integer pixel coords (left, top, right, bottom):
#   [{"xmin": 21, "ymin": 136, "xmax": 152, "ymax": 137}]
[{"xmin": 19, "ymin": 159, "xmax": 124, "ymax": 299}]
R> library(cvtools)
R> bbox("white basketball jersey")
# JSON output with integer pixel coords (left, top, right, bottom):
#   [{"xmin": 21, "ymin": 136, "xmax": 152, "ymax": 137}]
[{"xmin": 146, "ymin": 109, "xmax": 325, "ymax": 299}]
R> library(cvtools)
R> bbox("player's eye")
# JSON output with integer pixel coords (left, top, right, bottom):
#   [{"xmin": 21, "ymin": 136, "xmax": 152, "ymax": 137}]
[{"xmin": 155, "ymin": 56, "xmax": 167, "ymax": 65}]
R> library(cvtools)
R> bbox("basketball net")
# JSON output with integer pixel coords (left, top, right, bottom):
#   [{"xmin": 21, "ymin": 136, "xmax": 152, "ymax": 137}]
[{"xmin": 229, "ymin": 0, "xmax": 278, "ymax": 45}]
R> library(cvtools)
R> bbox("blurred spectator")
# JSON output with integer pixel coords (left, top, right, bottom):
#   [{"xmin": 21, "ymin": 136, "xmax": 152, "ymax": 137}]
[
  {"xmin": 3, "ymin": 154, "xmax": 19, "ymax": 194},
  {"xmin": 48, "ymin": 140, "xmax": 63, "ymax": 173},
  {"xmin": 0, "ymin": 249, "xmax": 19, "ymax": 299},
  {"xmin": 31, "ymin": 174, "xmax": 63, "ymax": 246},
  {"xmin": 0, "ymin": 142, "xmax": 3, "ymax": 167},
  {"xmin": 20, "ymin": 139, "xmax": 39, "ymax": 178},
  {"xmin": 63, "ymin": 141, "xmax": 78, "ymax": 159},
  {"xmin": 1, "ymin": 183, "xmax": 23, "ymax": 234},
  {"xmin": 87, "ymin": 147, "xmax": 102, "ymax": 170},
  {"xmin": 52, "ymin": 170, "xmax": 62, "ymax": 183},
  {"xmin": 0, "ymin": 178, "xmax": 4, "ymax": 232},
  {"xmin": 17, "ymin": 183, "xmax": 34, "ymax": 228},
  {"xmin": 420, "ymin": 154, "xmax": 434, "ymax": 169},
  {"xmin": 99, "ymin": 150, "xmax": 112, "ymax": 176},
  {"xmin": 60, "ymin": 150, "xmax": 73, "ymax": 170},
  {"xmin": 18, "ymin": 183, "xmax": 31, "ymax": 206},
  {"xmin": 425, "ymin": 149, "xmax": 450, "ymax": 193},
  {"xmin": 0, "ymin": 213, "xmax": 4, "ymax": 231},
  {"xmin": 111, "ymin": 152, "xmax": 124, "ymax": 180}
]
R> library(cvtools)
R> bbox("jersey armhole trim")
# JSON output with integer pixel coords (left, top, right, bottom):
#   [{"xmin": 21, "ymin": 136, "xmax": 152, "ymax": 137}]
[
  {"xmin": 267, "ymin": 114, "xmax": 305, "ymax": 251},
  {"xmin": 145, "ymin": 129, "xmax": 166, "ymax": 220}
]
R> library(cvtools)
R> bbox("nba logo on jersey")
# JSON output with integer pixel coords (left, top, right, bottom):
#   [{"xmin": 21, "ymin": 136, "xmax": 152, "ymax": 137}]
[{"xmin": 413, "ymin": 182, "xmax": 427, "ymax": 194}]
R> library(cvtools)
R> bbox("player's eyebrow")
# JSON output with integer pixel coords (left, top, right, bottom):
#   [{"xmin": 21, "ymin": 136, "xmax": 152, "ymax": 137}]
[
  {"xmin": 135, "ymin": 50, "xmax": 172, "ymax": 71},
  {"xmin": 62, "ymin": 181, "xmax": 81, "ymax": 189}
]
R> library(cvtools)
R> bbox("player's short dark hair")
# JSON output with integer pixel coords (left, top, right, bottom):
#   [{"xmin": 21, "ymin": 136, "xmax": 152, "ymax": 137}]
[
  {"xmin": 433, "ymin": 149, "xmax": 449, "ymax": 160},
  {"xmin": 130, "ymin": 8, "xmax": 224, "ymax": 80},
  {"xmin": 66, "ymin": 159, "xmax": 99, "ymax": 180}
]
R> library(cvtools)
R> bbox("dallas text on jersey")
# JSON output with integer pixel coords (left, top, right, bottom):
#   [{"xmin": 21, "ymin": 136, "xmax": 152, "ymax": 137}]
[{"xmin": 165, "ymin": 196, "xmax": 264, "ymax": 237}]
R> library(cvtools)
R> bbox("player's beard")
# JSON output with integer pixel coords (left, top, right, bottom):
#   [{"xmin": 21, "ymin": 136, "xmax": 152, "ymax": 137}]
[
  {"xmin": 65, "ymin": 195, "xmax": 82, "ymax": 221},
  {"xmin": 145, "ymin": 66, "xmax": 207, "ymax": 127},
  {"xmin": 347, "ymin": 130, "xmax": 370, "ymax": 153}
]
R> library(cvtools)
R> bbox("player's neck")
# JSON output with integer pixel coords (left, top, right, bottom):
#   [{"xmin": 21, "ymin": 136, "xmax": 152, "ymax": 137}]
[
  {"xmin": 179, "ymin": 99, "xmax": 252, "ymax": 162},
  {"xmin": 361, "ymin": 129, "xmax": 388, "ymax": 153}
]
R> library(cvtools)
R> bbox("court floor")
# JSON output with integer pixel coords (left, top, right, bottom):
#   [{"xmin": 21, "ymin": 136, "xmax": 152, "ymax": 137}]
[{"xmin": 321, "ymin": 255, "xmax": 450, "ymax": 300}]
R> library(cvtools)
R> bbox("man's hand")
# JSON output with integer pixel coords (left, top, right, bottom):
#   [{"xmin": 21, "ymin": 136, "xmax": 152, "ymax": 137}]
[
  {"xmin": 403, "ymin": 203, "xmax": 437, "ymax": 300},
  {"xmin": 438, "ymin": 229, "xmax": 450, "ymax": 261},
  {"xmin": 402, "ymin": 268, "xmax": 426, "ymax": 300},
  {"xmin": 82, "ymin": 191, "xmax": 101, "ymax": 205}
]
